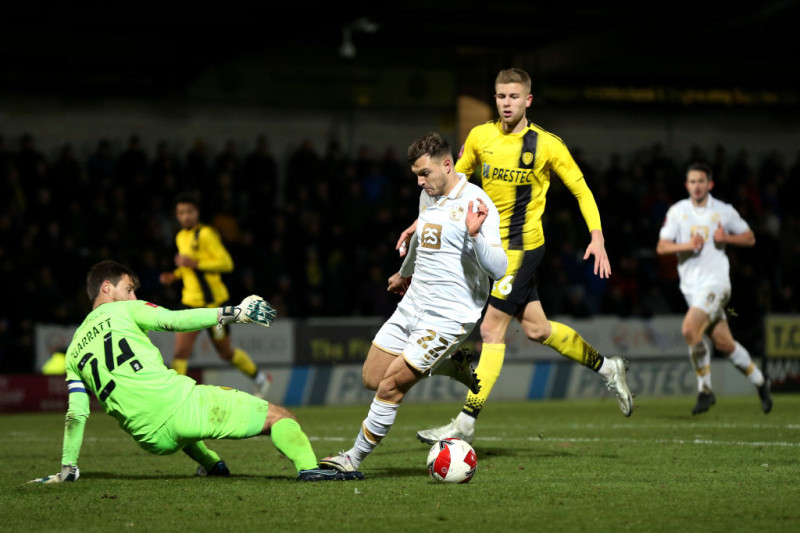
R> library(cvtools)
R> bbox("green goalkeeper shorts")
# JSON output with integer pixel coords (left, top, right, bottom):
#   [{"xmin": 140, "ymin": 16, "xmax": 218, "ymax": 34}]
[{"xmin": 139, "ymin": 385, "xmax": 270, "ymax": 455}]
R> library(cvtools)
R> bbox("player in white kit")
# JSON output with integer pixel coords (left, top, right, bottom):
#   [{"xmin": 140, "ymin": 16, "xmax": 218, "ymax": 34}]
[
  {"xmin": 319, "ymin": 132, "xmax": 507, "ymax": 474},
  {"xmin": 657, "ymin": 162, "xmax": 772, "ymax": 415}
]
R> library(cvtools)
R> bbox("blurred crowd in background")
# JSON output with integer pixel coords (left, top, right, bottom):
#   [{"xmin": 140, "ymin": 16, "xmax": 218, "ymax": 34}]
[{"xmin": 1, "ymin": 132, "xmax": 798, "ymax": 371}]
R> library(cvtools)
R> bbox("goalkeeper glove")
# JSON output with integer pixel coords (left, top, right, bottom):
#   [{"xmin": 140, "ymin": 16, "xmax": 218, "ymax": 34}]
[
  {"xmin": 218, "ymin": 295, "xmax": 277, "ymax": 328},
  {"xmin": 29, "ymin": 464, "xmax": 80, "ymax": 484}
]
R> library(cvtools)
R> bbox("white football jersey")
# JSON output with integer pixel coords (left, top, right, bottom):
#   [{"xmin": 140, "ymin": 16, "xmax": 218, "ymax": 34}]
[
  {"xmin": 659, "ymin": 194, "xmax": 751, "ymax": 293},
  {"xmin": 401, "ymin": 173, "xmax": 505, "ymax": 324}
]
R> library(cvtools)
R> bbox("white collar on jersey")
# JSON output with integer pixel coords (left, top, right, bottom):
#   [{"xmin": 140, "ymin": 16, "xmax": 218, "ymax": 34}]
[
  {"xmin": 690, "ymin": 192, "xmax": 715, "ymax": 210},
  {"xmin": 436, "ymin": 173, "xmax": 469, "ymax": 205}
]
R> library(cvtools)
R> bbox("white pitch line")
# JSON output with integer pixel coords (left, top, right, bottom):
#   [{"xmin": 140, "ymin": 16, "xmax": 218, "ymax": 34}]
[
  {"xmin": 308, "ymin": 435, "xmax": 800, "ymax": 447},
  {"xmin": 305, "ymin": 423, "xmax": 800, "ymax": 433},
  {"xmin": 481, "ymin": 423, "xmax": 800, "ymax": 431},
  {"xmin": 519, "ymin": 436, "xmax": 800, "ymax": 447}
]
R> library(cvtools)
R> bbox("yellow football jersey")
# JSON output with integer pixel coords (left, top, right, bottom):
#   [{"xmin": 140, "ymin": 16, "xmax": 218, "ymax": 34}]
[
  {"xmin": 173, "ymin": 224, "xmax": 233, "ymax": 308},
  {"xmin": 456, "ymin": 119, "xmax": 601, "ymax": 250}
]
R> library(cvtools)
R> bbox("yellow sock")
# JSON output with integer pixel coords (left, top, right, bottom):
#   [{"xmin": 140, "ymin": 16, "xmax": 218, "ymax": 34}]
[
  {"xmin": 271, "ymin": 418, "xmax": 318, "ymax": 472},
  {"xmin": 171, "ymin": 358, "xmax": 189, "ymax": 375},
  {"xmin": 231, "ymin": 348, "xmax": 258, "ymax": 378},
  {"xmin": 543, "ymin": 321, "xmax": 603, "ymax": 371},
  {"xmin": 182, "ymin": 441, "xmax": 221, "ymax": 471},
  {"xmin": 462, "ymin": 343, "xmax": 505, "ymax": 417}
]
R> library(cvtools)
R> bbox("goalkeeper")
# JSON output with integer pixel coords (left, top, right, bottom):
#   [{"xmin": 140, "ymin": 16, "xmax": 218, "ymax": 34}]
[{"xmin": 29, "ymin": 260, "xmax": 362, "ymax": 484}]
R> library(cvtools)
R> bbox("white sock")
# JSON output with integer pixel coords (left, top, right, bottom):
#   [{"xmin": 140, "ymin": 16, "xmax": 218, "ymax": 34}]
[
  {"xmin": 455, "ymin": 411, "xmax": 476, "ymax": 432},
  {"xmin": 597, "ymin": 357, "xmax": 615, "ymax": 379},
  {"xmin": 254, "ymin": 371, "xmax": 270, "ymax": 386},
  {"xmin": 728, "ymin": 342, "xmax": 764, "ymax": 387},
  {"xmin": 689, "ymin": 337, "xmax": 712, "ymax": 393},
  {"xmin": 347, "ymin": 396, "xmax": 399, "ymax": 468}
]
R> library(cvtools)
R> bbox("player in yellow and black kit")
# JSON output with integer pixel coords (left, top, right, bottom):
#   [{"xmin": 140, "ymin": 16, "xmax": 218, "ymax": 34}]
[
  {"xmin": 404, "ymin": 68, "xmax": 634, "ymax": 445},
  {"xmin": 160, "ymin": 193, "xmax": 272, "ymax": 398}
]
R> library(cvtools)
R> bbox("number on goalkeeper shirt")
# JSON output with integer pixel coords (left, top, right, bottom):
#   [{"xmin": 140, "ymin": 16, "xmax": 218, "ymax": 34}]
[{"xmin": 77, "ymin": 333, "xmax": 142, "ymax": 402}]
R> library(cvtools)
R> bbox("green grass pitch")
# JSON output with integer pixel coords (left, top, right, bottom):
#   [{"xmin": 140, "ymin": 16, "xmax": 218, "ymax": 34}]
[{"xmin": 2, "ymin": 395, "xmax": 799, "ymax": 532}]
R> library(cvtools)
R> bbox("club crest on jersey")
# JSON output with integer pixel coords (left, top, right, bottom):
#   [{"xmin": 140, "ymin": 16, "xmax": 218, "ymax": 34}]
[
  {"xmin": 711, "ymin": 213, "xmax": 721, "ymax": 224},
  {"xmin": 449, "ymin": 206, "xmax": 465, "ymax": 222},
  {"xmin": 522, "ymin": 151, "xmax": 534, "ymax": 166},
  {"xmin": 421, "ymin": 223, "xmax": 442, "ymax": 249}
]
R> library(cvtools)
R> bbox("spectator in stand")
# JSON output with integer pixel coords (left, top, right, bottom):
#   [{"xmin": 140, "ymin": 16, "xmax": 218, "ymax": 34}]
[
  {"xmin": 184, "ymin": 138, "xmax": 210, "ymax": 193},
  {"xmin": 117, "ymin": 135, "xmax": 148, "ymax": 181},
  {"xmin": 286, "ymin": 139, "xmax": 321, "ymax": 204},
  {"xmin": 243, "ymin": 135, "xmax": 278, "ymax": 211},
  {"xmin": 16, "ymin": 133, "xmax": 47, "ymax": 201},
  {"xmin": 214, "ymin": 139, "xmax": 241, "ymax": 179},
  {"xmin": 86, "ymin": 139, "xmax": 115, "ymax": 189}
]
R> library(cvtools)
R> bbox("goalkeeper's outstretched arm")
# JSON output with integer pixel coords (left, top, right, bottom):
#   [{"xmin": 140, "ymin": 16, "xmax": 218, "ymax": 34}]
[
  {"xmin": 62, "ymin": 382, "xmax": 90, "ymax": 467},
  {"xmin": 128, "ymin": 296, "xmax": 277, "ymax": 333},
  {"xmin": 29, "ymin": 381, "xmax": 88, "ymax": 484}
]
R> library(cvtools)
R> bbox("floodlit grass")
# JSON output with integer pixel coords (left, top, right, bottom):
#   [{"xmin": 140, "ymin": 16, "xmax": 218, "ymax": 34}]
[{"xmin": 2, "ymin": 395, "xmax": 799, "ymax": 532}]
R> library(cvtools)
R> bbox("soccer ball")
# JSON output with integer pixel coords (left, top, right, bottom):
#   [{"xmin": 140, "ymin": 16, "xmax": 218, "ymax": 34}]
[{"xmin": 426, "ymin": 438, "xmax": 477, "ymax": 484}]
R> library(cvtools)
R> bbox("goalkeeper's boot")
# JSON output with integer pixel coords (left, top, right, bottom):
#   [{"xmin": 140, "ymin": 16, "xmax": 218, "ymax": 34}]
[
  {"xmin": 758, "ymin": 378, "xmax": 773, "ymax": 414},
  {"xmin": 603, "ymin": 356, "xmax": 634, "ymax": 417},
  {"xmin": 297, "ymin": 466, "xmax": 364, "ymax": 482},
  {"xmin": 431, "ymin": 349, "xmax": 481, "ymax": 394},
  {"xmin": 692, "ymin": 391, "xmax": 717, "ymax": 415},
  {"xmin": 416, "ymin": 419, "xmax": 474, "ymax": 445},
  {"xmin": 196, "ymin": 460, "xmax": 230, "ymax": 477}
]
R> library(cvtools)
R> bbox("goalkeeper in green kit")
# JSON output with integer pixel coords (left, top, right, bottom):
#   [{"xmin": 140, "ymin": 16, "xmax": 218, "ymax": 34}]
[{"xmin": 30, "ymin": 260, "xmax": 362, "ymax": 483}]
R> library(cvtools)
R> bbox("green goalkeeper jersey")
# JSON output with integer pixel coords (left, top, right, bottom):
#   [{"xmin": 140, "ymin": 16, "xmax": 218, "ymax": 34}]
[{"xmin": 64, "ymin": 300, "xmax": 218, "ymax": 445}]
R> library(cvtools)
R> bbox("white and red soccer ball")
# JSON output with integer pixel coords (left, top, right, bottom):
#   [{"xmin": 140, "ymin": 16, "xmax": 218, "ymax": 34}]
[{"xmin": 426, "ymin": 438, "xmax": 477, "ymax": 484}]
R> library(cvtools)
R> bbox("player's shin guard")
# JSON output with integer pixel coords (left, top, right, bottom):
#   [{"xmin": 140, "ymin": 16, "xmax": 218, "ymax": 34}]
[
  {"xmin": 349, "ymin": 396, "xmax": 400, "ymax": 467},
  {"xmin": 462, "ymin": 343, "xmax": 505, "ymax": 419},
  {"xmin": 543, "ymin": 322, "xmax": 603, "ymax": 371},
  {"xmin": 231, "ymin": 348, "xmax": 258, "ymax": 378},
  {"xmin": 270, "ymin": 418, "xmax": 318, "ymax": 472},
  {"xmin": 171, "ymin": 358, "xmax": 189, "ymax": 376},
  {"xmin": 689, "ymin": 336, "xmax": 713, "ymax": 392},
  {"xmin": 728, "ymin": 342, "xmax": 765, "ymax": 386},
  {"xmin": 182, "ymin": 441, "xmax": 221, "ymax": 472}
]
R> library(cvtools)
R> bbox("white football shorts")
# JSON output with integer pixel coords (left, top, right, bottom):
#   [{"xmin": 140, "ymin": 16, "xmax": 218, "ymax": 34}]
[
  {"xmin": 683, "ymin": 284, "xmax": 731, "ymax": 323},
  {"xmin": 372, "ymin": 301, "xmax": 474, "ymax": 374}
]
